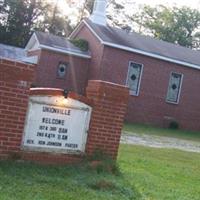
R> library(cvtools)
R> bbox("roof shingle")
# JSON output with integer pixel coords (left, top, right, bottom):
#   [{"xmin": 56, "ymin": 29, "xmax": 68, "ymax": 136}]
[
  {"xmin": 85, "ymin": 19, "xmax": 200, "ymax": 67},
  {"xmin": 35, "ymin": 31, "xmax": 90, "ymax": 57}
]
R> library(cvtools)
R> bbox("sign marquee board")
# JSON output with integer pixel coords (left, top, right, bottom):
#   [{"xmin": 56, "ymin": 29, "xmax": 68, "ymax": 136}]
[{"xmin": 22, "ymin": 96, "xmax": 92, "ymax": 154}]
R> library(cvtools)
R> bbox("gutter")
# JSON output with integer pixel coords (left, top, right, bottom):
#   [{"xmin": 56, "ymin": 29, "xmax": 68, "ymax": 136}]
[
  {"xmin": 83, "ymin": 20, "xmax": 200, "ymax": 70},
  {"xmin": 39, "ymin": 44, "xmax": 91, "ymax": 59}
]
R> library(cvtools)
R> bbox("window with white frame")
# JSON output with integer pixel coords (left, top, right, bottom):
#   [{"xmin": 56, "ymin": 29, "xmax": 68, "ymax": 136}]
[
  {"xmin": 166, "ymin": 72, "xmax": 183, "ymax": 104},
  {"xmin": 126, "ymin": 62, "xmax": 143, "ymax": 96},
  {"xmin": 57, "ymin": 62, "xmax": 68, "ymax": 79}
]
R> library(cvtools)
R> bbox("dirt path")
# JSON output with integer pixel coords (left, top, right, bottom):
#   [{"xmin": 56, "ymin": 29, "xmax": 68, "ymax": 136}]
[{"xmin": 121, "ymin": 132, "xmax": 200, "ymax": 153}]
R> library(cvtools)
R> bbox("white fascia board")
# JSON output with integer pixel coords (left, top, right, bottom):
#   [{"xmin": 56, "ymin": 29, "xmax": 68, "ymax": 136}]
[
  {"xmin": 20, "ymin": 56, "xmax": 38, "ymax": 64},
  {"xmin": 83, "ymin": 20, "xmax": 104, "ymax": 44},
  {"xmin": 25, "ymin": 33, "xmax": 40, "ymax": 51},
  {"xmin": 68, "ymin": 22, "xmax": 85, "ymax": 39},
  {"xmin": 30, "ymin": 88, "xmax": 63, "ymax": 91},
  {"xmin": 39, "ymin": 44, "xmax": 91, "ymax": 59},
  {"xmin": 69, "ymin": 20, "xmax": 104, "ymax": 44},
  {"xmin": 103, "ymin": 41, "xmax": 200, "ymax": 70}
]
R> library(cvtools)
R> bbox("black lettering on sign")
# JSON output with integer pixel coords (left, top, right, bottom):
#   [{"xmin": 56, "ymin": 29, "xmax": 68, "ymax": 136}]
[
  {"xmin": 65, "ymin": 143, "xmax": 78, "ymax": 149},
  {"xmin": 37, "ymin": 132, "xmax": 44, "ymax": 137},
  {"xmin": 42, "ymin": 118, "xmax": 65, "ymax": 126},
  {"xmin": 44, "ymin": 133, "xmax": 55, "ymax": 139},
  {"xmin": 50, "ymin": 127, "xmax": 57, "ymax": 131},
  {"xmin": 58, "ymin": 128, "xmax": 68, "ymax": 134},
  {"xmin": 47, "ymin": 142, "xmax": 62, "ymax": 146},
  {"xmin": 57, "ymin": 135, "xmax": 68, "ymax": 140},
  {"xmin": 42, "ymin": 106, "xmax": 71, "ymax": 116},
  {"xmin": 62, "ymin": 135, "xmax": 68, "ymax": 140},
  {"xmin": 26, "ymin": 139, "xmax": 34, "ymax": 144},
  {"xmin": 38, "ymin": 141, "xmax": 45, "ymax": 145},
  {"xmin": 39, "ymin": 125, "xmax": 48, "ymax": 131}
]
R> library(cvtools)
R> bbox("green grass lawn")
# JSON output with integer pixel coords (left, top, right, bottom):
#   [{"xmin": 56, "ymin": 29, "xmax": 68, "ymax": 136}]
[
  {"xmin": 0, "ymin": 145, "xmax": 200, "ymax": 200},
  {"xmin": 123, "ymin": 123, "xmax": 200, "ymax": 142},
  {"xmin": 0, "ymin": 158, "xmax": 140, "ymax": 200},
  {"xmin": 118, "ymin": 144, "xmax": 200, "ymax": 200}
]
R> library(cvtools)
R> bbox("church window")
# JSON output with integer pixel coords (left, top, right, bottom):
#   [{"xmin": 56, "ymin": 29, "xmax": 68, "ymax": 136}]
[
  {"xmin": 126, "ymin": 62, "xmax": 143, "ymax": 96},
  {"xmin": 166, "ymin": 72, "xmax": 183, "ymax": 104},
  {"xmin": 57, "ymin": 62, "xmax": 68, "ymax": 78}
]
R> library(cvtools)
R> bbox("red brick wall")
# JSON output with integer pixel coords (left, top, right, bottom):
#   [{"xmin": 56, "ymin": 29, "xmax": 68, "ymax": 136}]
[
  {"xmin": 12, "ymin": 89, "xmax": 87, "ymax": 165},
  {"xmin": 72, "ymin": 24, "xmax": 104, "ymax": 80},
  {"xmin": 0, "ymin": 71, "xmax": 128, "ymax": 163},
  {"xmin": 86, "ymin": 80, "xmax": 129, "ymax": 159},
  {"xmin": 0, "ymin": 58, "xmax": 35, "ymax": 158},
  {"xmin": 100, "ymin": 46, "xmax": 200, "ymax": 131},
  {"xmin": 31, "ymin": 49, "xmax": 90, "ymax": 95},
  {"xmin": 20, "ymin": 83, "xmax": 128, "ymax": 164}
]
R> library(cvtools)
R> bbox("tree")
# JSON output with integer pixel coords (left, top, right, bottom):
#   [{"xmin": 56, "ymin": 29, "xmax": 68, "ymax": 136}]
[
  {"xmin": 36, "ymin": 0, "xmax": 73, "ymax": 37},
  {"xmin": 0, "ymin": 0, "xmax": 75, "ymax": 47},
  {"xmin": 0, "ymin": 0, "xmax": 51, "ymax": 47},
  {"xmin": 130, "ymin": 5, "xmax": 200, "ymax": 49}
]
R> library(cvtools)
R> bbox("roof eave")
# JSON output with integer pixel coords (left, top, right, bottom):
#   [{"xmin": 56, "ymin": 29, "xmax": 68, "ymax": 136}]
[
  {"xmin": 103, "ymin": 41, "xmax": 200, "ymax": 70},
  {"xmin": 84, "ymin": 19, "xmax": 200, "ymax": 70},
  {"xmin": 39, "ymin": 44, "xmax": 91, "ymax": 59}
]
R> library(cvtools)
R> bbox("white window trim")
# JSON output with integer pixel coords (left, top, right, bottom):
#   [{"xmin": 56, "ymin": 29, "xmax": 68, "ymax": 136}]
[
  {"xmin": 166, "ymin": 72, "xmax": 184, "ymax": 104},
  {"xmin": 126, "ymin": 61, "xmax": 144, "ymax": 96}
]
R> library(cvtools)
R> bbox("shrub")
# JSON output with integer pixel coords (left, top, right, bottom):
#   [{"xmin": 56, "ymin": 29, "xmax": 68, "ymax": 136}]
[
  {"xmin": 70, "ymin": 38, "xmax": 89, "ymax": 51},
  {"xmin": 89, "ymin": 179, "xmax": 117, "ymax": 191},
  {"xmin": 88, "ymin": 149, "xmax": 120, "ymax": 175},
  {"xmin": 169, "ymin": 121, "xmax": 179, "ymax": 129}
]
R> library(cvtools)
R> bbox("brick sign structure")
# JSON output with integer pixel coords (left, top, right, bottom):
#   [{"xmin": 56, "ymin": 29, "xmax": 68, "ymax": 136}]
[
  {"xmin": 0, "ymin": 58, "xmax": 35, "ymax": 159},
  {"xmin": 22, "ymin": 89, "xmax": 92, "ymax": 154},
  {"xmin": 0, "ymin": 58, "xmax": 129, "ymax": 164}
]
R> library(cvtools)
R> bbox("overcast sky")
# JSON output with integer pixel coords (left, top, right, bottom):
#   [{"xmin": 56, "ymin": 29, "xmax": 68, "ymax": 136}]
[
  {"xmin": 117, "ymin": 0, "xmax": 200, "ymax": 9},
  {"xmin": 55, "ymin": 0, "xmax": 200, "ymax": 26}
]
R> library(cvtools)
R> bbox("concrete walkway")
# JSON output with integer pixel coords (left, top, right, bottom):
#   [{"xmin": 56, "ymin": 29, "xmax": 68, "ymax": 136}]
[{"xmin": 121, "ymin": 132, "xmax": 200, "ymax": 153}]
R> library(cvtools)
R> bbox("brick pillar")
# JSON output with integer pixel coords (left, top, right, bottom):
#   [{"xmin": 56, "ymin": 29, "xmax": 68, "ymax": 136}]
[
  {"xmin": 86, "ymin": 80, "xmax": 129, "ymax": 160},
  {"xmin": 0, "ymin": 59, "xmax": 35, "ymax": 158}
]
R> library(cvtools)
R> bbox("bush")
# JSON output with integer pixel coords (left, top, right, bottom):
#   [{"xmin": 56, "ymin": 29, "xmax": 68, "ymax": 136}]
[
  {"xmin": 169, "ymin": 121, "xmax": 179, "ymax": 129},
  {"xmin": 88, "ymin": 149, "xmax": 120, "ymax": 175},
  {"xmin": 89, "ymin": 179, "xmax": 117, "ymax": 191},
  {"xmin": 70, "ymin": 38, "xmax": 89, "ymax": 51}
]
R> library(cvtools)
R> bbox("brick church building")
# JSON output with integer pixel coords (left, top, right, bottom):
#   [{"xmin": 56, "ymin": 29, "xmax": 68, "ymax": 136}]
[{"xmin": 2, "ymin": 0, "xmax": 200, "ymax": 131}]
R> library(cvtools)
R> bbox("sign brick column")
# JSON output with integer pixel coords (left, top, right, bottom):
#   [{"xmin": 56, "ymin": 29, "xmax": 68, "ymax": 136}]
[
  {"xmin": 86, "ymin": 80, "xmax": 129, "ymax": 160},
  {"xmin": 0, "ymin": 58, "xmax": 35, "ymax": 158}
]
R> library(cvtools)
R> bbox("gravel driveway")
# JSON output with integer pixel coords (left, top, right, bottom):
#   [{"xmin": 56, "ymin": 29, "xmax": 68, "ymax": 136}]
[{"xmin": 121, "ymin": 132, "xmax": 200, "ymax": 153}]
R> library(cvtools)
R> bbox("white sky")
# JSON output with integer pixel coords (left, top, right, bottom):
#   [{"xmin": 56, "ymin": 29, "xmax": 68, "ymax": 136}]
[
  {"xmin": 55, "ymin": 0, "xmax": 200, "ymax": 10},
  {"xmin": 117, "ymin": 0, "xmax": 200, "ymax": 9},
  {"xmin": 52, "ymin": 0, "xmax": 200, "ymax": 26}
]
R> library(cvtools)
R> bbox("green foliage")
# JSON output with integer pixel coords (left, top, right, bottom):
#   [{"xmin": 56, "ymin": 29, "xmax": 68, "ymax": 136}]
[
  {"xmin": 131, "ymin": 5, "xmax": 200, "ymax": 49},
  {"xmin": 169, "ymin": 121, "xmax": 179, "ymax": 129},
  {"xmin": 70, "ymin": 38, "xmax": 89, "ymax": 51},
  {"xmin": 0, "ymin": 0, "xmax": 49, "ymax": 47},
  {"xmin": 88, "ymin": 148, "xmax": 107, "ymax": 161},
  {"xmin": 89, "ymin": 179, "xmax": 117, "ymax": 191},
  {"xmin": 87, "ymin": 149, "xmax": 120, "ymax": 175},
  {"xmin": 0, "ymin": 0, "xmax": 74, "ymax": 47}
]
